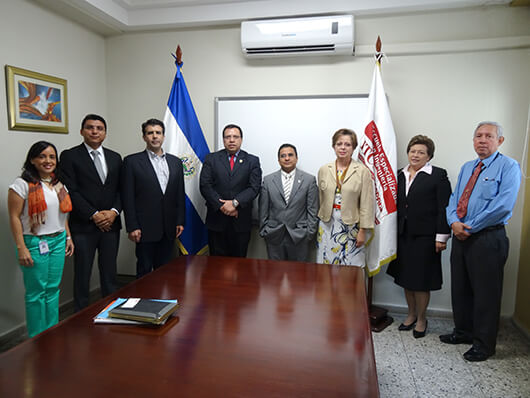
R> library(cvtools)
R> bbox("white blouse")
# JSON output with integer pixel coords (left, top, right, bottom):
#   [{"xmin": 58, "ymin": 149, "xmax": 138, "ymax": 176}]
[{"xmin": 9, "ymin": 177, "xmax": 68, "ymax": 235}]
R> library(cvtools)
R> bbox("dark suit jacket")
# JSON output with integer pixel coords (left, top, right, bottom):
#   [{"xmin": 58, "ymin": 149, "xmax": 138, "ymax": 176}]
[
  {"xmin": 60, "ymin": 144, "xmax": 122, "ymax": 233},
  {"xmin": 397, "ymin": 166, "xmax": 451, "ymax": 237},
  {"xmin": 199, "ymin": 149, "xmax": 261, "ymax": 232},
  {"xmin": 121, "ymin": 151, "xmax": 185, "ymax": 242}
]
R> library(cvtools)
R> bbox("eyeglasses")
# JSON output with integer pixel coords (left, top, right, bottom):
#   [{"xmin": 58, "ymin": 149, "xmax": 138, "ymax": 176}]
[
  {"xmin": 84, "ymin": 125, "xmax": 105, "ymax": 131},
  {"xmin": 223, "ymin": 135, "xmax": 241, "ymax": 140}
]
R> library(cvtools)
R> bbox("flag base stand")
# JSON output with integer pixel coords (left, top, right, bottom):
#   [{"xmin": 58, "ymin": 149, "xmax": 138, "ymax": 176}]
[
  {"xmin": 369, "ymin": 305, "xmax": 393, "ymax": 332},
  {"xmin": 367, "ymin": 276, "xmax": 393, "ymax": 333}
]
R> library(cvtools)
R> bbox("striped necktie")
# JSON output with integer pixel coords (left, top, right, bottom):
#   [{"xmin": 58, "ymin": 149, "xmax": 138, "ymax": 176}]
[{"xmin": 283, "ymin": 174, "xmax": 292, "ymax": 203}]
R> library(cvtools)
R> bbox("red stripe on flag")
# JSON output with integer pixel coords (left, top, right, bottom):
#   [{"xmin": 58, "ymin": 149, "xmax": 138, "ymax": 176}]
[{"xmin": 363, "ymin": 120, "xmax": 397, "ymax": 214}]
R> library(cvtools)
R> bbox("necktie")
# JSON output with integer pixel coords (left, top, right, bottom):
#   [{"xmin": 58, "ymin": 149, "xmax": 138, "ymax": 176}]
[
  {"xmin": 456, "ymin": 161, "xmax": 483, "ymax": 219},
  {"xmin": 229, "ymin": 154, "xmax": 235, "ymax": 171},
  {"xmin": 283, "ymin": 175, "xmax": 292, "ymax": 204},
  {"xmin": 92, "ymin": 150, "xmax": 106, "ymax": 183}
]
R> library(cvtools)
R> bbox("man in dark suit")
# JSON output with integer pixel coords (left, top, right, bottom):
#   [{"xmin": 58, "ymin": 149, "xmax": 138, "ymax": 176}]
[
  {"xmin": 60, "ymin": 114, "xmax": 122, "ymax": 311},
  {"xmin": 200, "ymin": 124, "xmax": 261, "ymax": 257},
  {"xmin": 259, "ymin": 144, "xmax": 318, "ymax": 261},
  {"xmin": 121, "ymin": 118, "xmax": 185, "ymax": 278}
]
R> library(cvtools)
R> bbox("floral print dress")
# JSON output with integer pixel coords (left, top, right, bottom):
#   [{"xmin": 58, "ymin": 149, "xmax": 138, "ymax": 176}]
[{"xmin": 316, "ymin": 171, "xmax": 365, "ymax": 266}]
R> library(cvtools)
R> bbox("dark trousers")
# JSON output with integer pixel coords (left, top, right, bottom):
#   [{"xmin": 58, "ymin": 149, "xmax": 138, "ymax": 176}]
[
  {"xmin": 450, "ymin": 226, "xmax": 509, "ymax": 355},
  {"xmin": 135, "ymin": 236, "xmax": 175, "ymax": 278},
  {"xmin": 72, "ymin": 230, "xmax": 119, "ymax": 312},
  {"xmin": 266, "ymin": 234, "xmax": 310, "ymax": 262},
  {"xmin": 208, "ymin": 226, "xmax": 250, "ymax": 257}
]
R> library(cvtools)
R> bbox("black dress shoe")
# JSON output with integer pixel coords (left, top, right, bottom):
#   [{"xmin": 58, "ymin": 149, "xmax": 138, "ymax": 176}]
[
  {"xmin": 439, "ymin": 333, "xmax": 473, "ymax": 345},
  {"xmin": 463, "ymin": 347, "xmax": 492, "ymax": 362},
  {"xmin": 398, "ymin": 318, "xmax": 417, "ymax": 331},
  {"xmin": 413, "ymin": 320, "xmax": 428, "ymax": 339}
]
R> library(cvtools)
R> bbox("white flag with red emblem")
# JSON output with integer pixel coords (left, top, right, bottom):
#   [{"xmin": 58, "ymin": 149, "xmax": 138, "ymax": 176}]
[{"xmin": 358, "ymin": 63, "xmax": 398, "ymax": 276}]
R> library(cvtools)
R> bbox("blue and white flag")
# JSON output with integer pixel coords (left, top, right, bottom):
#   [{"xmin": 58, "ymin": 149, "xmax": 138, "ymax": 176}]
[{"xmin": 163, "ymin": 58, "xmax": 209, "ymax": 255}]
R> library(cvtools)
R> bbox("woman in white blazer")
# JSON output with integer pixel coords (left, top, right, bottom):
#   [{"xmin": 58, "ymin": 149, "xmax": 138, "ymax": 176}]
[{"xmin": 316, "ymin": 129, "xmax": 374, "ymax": 266}]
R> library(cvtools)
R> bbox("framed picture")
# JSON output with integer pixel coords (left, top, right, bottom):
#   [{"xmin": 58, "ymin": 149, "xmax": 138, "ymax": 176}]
[{"xmin": 5, "ymin": 65, "xmax": 68, "ymax": 134}]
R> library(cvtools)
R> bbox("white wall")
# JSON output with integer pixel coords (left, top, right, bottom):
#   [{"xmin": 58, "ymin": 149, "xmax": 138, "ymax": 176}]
[
  {"xmin": 105, "ymin": 6, "xmax": 530, "ymax": 316},
  {"xmin": 0, "ymin": 0, "xmax": 107, "ymax": 336}
]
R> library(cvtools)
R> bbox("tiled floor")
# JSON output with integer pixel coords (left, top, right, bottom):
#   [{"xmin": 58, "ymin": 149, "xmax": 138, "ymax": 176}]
[{"xmin": 373, "ymin": 315, "xmax": 530, "ymax": 397}]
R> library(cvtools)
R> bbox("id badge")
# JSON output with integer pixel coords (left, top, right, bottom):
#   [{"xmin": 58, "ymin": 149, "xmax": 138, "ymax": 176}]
[{"xmin": 39, "ymin": 240, "xmax": 50, "ymax": 255}]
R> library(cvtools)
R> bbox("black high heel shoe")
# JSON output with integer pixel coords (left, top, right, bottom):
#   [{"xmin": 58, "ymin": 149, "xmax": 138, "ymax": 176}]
[
  {"xmin": 398, "ymin": 318, "xmax": 417, "ymax": 331},
  {"xmin": 413, "ymin": 320, "xmax": 428, "ymax": 339}
]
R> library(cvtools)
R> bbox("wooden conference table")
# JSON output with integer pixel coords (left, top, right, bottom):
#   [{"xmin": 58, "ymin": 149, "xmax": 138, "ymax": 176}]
[{"xmin": 0, "ymin": 256, "xmax": 379, "ymax": 397}]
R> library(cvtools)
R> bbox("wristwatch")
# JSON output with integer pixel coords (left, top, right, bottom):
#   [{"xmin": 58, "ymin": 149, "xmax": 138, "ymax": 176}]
[{"xmin": 232, "ymin": 199, "xmax": 239, "ymax": 208}]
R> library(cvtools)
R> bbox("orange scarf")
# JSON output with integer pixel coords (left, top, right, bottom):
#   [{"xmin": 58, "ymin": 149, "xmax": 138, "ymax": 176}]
[{"xmin": 27, "ymin": 179, "xmax": 72, "ymax": 233}]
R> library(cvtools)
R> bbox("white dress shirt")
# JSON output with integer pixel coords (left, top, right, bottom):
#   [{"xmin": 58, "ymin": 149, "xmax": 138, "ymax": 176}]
[
  {"xmin": 281, "ymin": 168, "xmax": 296, "ymax": 200},
  {"xmin": 84, "ymin": 143, "xmax": 108, "ymax": 177},
  {"xmin": 147, "ymin": 149, "xmax": 170, "ymax": 194}
]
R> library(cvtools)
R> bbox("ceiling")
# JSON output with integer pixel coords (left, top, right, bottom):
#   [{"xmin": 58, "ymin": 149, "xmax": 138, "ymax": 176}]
[{"xmin": 33, "ymin": 0, "xmax": 517, "ymax": 36}]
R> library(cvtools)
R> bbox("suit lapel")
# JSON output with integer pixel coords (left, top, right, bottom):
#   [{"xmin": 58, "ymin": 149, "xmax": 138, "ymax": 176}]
[
  {"xmin": 342, "ymin": 162, "xmax": 359, "ymax": 184},
  {"xmin": 408, "ymin": 171, "xmax": 428, "ymax": 197},
  {"xmin": 220, "ymin": 150, "xmax": 231, "ymax": 175},
  {"xmin": 80, "ymin": 144, "xmax": 104, "ymax": 186},
  {"xmin": 271, "ymin": 171, "xmax": 285, "ymax": 202},
  {"xmin": 289, "ymin": 170, "xmax": 303, "ymax": 203},
  {"xmin": 142, "ymin": 151, "xmax": 164, "ymax": 195},
  {"xmin": 232, "ymin": 150, "xmax": 246, "ymax": 174},
  {"xmin": 166, "ymin": 154, "xmax": 176, "ymax": 179}
]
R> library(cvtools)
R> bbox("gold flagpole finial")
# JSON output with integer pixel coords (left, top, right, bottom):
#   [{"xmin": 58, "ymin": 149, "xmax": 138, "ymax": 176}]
[
  {"xmin": 176, "ymin": 45, "xmax": 183, "ymax": 66},
  {"xmin": 375, "ymin": 36, "xmax": 383, "ymax": 68}
]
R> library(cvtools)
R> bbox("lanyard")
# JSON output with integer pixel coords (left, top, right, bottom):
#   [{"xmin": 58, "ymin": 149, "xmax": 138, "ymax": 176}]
[{"xmin": 335, "ymin": 159, "xmax": 351, "ymax": 192}]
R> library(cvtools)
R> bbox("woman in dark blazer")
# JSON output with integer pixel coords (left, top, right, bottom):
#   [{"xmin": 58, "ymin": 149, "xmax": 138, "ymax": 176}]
[{"xmin": 387, "ymin": 135, "xmax": 451, "ymax": 338}]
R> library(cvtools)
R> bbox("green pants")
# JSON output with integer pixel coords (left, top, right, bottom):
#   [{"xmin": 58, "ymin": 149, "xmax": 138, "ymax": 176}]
[{"xmin": 18, "ymin": 231, "xmax": 66, "ymax": 337}]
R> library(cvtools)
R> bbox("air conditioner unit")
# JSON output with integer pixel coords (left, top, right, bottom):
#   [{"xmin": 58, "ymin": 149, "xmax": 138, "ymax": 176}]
[{"xmin": 241, "ymin": 15, "xmax": 354, "ymax": 58}]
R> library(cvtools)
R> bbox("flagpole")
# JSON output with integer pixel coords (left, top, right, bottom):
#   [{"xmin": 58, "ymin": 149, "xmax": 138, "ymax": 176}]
[
  {"xmin": 163, "ymin": 44, "xmax": 210, "ymax": 256},
  {"xmin": 367, "ymin": 36, "xmax": 394, "ymax": 333}
]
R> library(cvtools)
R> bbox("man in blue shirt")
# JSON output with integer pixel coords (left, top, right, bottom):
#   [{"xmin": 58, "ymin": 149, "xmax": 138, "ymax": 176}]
[{"xmin": 440, "ymin": 121, "xmax": 521, "ymax": 362}]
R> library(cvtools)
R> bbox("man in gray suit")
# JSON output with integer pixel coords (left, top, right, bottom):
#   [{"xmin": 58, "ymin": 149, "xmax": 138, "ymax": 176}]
[{"xmin": 259, "ymin": 144, "xmax": 319, "ymax": 261}]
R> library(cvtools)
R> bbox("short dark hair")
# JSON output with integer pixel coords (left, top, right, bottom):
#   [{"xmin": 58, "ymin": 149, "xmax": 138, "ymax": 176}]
[
  {"xmin": 142, "ymin": 118, "xmax": 165, "ymax": 135},
  {"xmin": 21, "ymin": 141, "xmax": 60, "ymax": 184},
  {"xmin": 222, "ymin": 124, "xmax": 243, "ymax": 139},
  {"xmin": 406, "ymin": 134, "xmax": 435, "ymax": 159},
  {"xmin": 277, "ymin": 143, "xmax": 298, "ymax": 158},
  {"xmin": 332, "ymin": 128, "xmax": 357, "ymax": 150},
  {"xmin": 81, "ymin": 114, "xmax": 107, "ymax": 130}
]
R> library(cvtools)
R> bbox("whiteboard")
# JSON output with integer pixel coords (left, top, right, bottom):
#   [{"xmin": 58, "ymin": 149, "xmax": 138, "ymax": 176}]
[{"xmin": 215, "ymin": 95, "xmax": 369, "ymax": 178}]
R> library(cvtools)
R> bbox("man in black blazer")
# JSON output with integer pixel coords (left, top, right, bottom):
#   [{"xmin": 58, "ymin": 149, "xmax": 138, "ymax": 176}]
[
  {"xmin": 121, "ymin": 118, "xmax": 185, "ymax": 278},
  {"xmin": 60, "ymin": 114, "xmax": 122, "ymax": 311},
  {"xmin": 200, "ymin": 124, "xmax": 261, "ymax": 257}
]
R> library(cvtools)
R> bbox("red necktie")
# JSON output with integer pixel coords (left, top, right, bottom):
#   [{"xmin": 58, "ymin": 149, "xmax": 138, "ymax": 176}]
[
  {"xmin": 229, "ymin": 154, "xmax": 235, "ymax": 171},
  {"xmin": 456, "ymin": 161, "xmax": 483, "ymax": 219}
]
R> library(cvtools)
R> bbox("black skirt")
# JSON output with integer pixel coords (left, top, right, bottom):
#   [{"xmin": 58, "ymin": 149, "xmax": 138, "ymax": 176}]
[{"xmin": 387, "ymin": 230, "xmax": 443, "ymax": 291}]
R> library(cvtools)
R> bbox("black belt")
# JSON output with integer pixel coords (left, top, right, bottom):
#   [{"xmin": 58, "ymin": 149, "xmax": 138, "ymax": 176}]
[
  {"xmin": 37, "ymin": 231, "xmax": 64, "ymax": 238},
  {"xmin": 478, "ymin": 224, "xmax": 504, "ymax": 233}
]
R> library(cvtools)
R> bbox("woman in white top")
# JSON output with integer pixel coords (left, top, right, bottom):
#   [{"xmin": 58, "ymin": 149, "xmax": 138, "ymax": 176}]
[{"xmin": 8, "ymin": 141, "xmax": 74, "ymax": 337}]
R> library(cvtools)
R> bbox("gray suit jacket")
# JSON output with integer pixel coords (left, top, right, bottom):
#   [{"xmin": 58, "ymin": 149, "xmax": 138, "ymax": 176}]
[{"xmin": 259, "ymin": 168, "xmax": 319, "ymax": 245}]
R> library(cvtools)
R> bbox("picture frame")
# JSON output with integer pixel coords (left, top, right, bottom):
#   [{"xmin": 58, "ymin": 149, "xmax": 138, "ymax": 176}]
[{"xmin": 5, "ymin": 65, "xmax": 68, "ymax": 134}]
